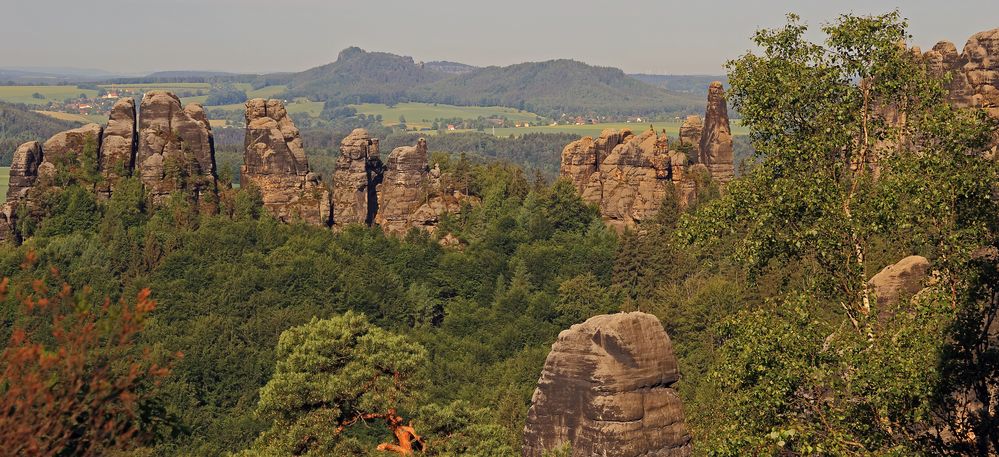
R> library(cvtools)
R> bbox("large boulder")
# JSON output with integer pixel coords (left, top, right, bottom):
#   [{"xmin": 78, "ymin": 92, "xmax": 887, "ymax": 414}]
[
  {"xmin": 868, "ymin": 255, "xmax": 931, "ymax": 308},
  {"xmin": 332, "ymin": 128, "xmax": 382, "ymax": 227},
  {"xmin": 523, "ymin": 312, "xmax": 691, "ymax": 457},
  {"xmin": 699, "ymin": 82, "xmax": 734, "ymax": 183},
  {"xmin": 241, "ymin": 99, "xmax": 331, "ymax": 226},
  {"xmin": 97, "ymin": 98, "xmax": 137, "ymax": 198},
  {"xmin": 136, "ymin": 91, "xmax": 217, "ymax": 207}
]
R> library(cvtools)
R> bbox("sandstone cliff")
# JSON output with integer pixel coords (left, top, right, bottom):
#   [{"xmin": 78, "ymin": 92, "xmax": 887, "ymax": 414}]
[
  {"xmin": 136, "ymin": 91, "xmax": 217, "ymax": 208},
  {"xmin": 560, "ymin": 83, "xmax": 731, "ymax": 230},
  {"xmin": 332, "ymin": 128, "xmax": 382, "ymax": 228},
  {"xmin": 375, "ymin": 138, "xmax": 469, "ymax": 235},
  {"xmin": 561, "ymin": 128, "xmax": 696, "ymax": 231},
  {"xmin": 0, "ymin": 141, "xmax": 44, "ymax": 241},
  {"xmin": 924, "ymin": 29, "xmax": 999, "ymax": 118},
  {"xmin": 523, "ymin": 312, "xmax": 691, "ymax": 457},
  {"xmin": 97, "ymin": 98, "xmax": 137, "ymax": 199},
  {"xmin": 242, "ymin": 99, "xmax": 331, "ymax": 226}
]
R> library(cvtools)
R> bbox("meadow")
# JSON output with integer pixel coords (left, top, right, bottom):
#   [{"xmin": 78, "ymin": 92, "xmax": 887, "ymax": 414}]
[
  {"xmin": 459, "ymin": 119, "xmax": 748, "ymax": 138},
  {"xmin": 0, "ymin": 86, "xmax": 98, "ymax": 104},
  {"xmin": 348, "ymin": 102, "xmax": 543, "ymax": 129}
]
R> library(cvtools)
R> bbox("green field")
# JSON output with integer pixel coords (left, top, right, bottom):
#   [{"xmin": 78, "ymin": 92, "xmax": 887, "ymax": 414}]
[
  {"xmin": 0, "ymin": 86, "xmax": 98, "ymax": 105},
  {"xmin": 34, "ymin": 110, "xmax": 106, "ymax": 125},
  {"xmin": 209, "ymin": 98, "xmax": 323, "ymax": 116},
  {"xmin": 0, "ymin": 167, "xmax": 9, "ymax": 200},
  {"xmin": 468, "ymin": 120, "xmax": 749, "ymax": 138},
  {"xmin": 349, "ymin": 102, "xmax": 543, "ymax": 129}
]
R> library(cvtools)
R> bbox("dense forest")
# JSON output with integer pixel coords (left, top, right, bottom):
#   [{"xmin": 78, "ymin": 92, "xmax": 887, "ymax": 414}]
[{"xmin": 0, "ymin": 11, "xmax": 997, "ymax": 457}]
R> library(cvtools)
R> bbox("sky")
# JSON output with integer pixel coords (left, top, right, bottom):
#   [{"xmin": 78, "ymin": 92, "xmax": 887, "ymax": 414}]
[{"xmin": 3, "ymin": 0, "xmax": 998, "ymax": 76}]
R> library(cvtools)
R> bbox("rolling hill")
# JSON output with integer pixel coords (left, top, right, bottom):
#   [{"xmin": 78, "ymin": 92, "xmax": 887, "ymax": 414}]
[
  {"xmin": 283, "ymin": 47, "xmax": 449, "ymax": 104},
  {"xmin": 277, "ymin": 48, "xmax": 704, "ymax": 117}
]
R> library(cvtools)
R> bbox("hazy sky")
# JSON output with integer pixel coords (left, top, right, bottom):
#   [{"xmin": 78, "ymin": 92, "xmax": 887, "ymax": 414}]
[{"xmin": 4, "ymin": 0, "xmax": 998, "ymax": 75}]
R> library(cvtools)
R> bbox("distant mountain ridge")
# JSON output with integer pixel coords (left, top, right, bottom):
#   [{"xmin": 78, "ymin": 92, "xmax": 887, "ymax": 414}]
[
  {"xmin": 274, "ymin": 48, "xmax": 704, "ymax": 117},
  {"xmin": 628, "ymin": 74, "xmax": 728, "ymax": 94}
]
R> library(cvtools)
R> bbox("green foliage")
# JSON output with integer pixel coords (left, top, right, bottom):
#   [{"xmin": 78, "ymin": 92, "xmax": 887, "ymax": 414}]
[
  {"xmin": 672, "ymin": 11, "xmax": 999, "ymax": 455},
  {"xmin": 238, "ymin": 312, "xmax": 427, "ymax": 456}
]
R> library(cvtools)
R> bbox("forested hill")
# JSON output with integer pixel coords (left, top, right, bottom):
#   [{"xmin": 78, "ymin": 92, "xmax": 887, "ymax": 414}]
[
  {"xmin": 274, "ymin": 48, "xmax": 703, "ymax": 117},
  {"xmin": 408, "ymin": 59, "xmax": 702, "ymax": 117},
  {"xmin": 0, "ymin": 102, "xmax": 80, "ymax": 164},
  {"xmin": 628, "ymin": 74, "xmax": 728, "ymax": 94},
  {"xmin": 282, "ymin": 47, "xmax": 450, "ymax": 104}
]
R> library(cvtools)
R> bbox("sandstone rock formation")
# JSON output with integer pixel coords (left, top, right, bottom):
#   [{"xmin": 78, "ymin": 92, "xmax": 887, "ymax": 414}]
[
  {"xmin": 38, "ymin": 123, "xmax": 103, "ymax": 180},
  {"xmin": 332, "ymin": 128, "xmax": 382, "ymax": 227},
  {"xmin": 699, "ymin": 82, "xmax": 734, "ymax": 183},
  {"xmin": 923, "ymin": 28, "xmax": 999, "ymax": 117},
  {"xmin": 523, "ymin": 312, "xmax": 691, "ymax": 457},
  {"xmin": 97, "ymin": 98, "xmax": 137, "ymax": 198},
  {"xmin": 678, "ymin": 115, "xmax": 703, "ymax": 161},
  {"xmin": 868, "ymin": 255, "xmax": 931, "ymax": 308},
  {"xmin": 5, "ymin": 141, "xmax": 43, "ymax": 206},
  {"xmin": 560, "ymin": 83, "xmax": 733, "ymax": 230},
  {"xmin": 136, "ymin": 91, "xmax": 217, "ymax": 207},
  {"xmin": 560, "ymin": 128, "xmax": 694, "ymax": 231},
  {"xmin": 0, "ymin": 141, "xmax": 44, "ymax": 241},
  {"xmin": 242, "ymin": 99, "xmax": 331, "ymax": 226},
  {"xmin": 375, "ymin": 138, "xmax": 467, "ymax": 235}
]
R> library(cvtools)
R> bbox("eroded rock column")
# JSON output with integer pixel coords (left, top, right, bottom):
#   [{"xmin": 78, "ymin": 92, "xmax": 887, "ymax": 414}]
[{"xmin": 242, "ymin": 98, "xmax": 331, "ymax": 226}]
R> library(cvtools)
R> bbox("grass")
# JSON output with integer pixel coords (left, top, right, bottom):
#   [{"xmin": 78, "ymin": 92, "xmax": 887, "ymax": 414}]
[
  {"xmin": 34, "ymin": 110, "xmax": 106, "ymax": 124},
  {"xmin": 0, "ymin": 86, "xmax": 98, "ymax": 105},
  {"xmin": 0, "ymin": 167, "xmax": 8, "ymax": 200},
  {"xmin": 463, "ymin": 120, "xmax": 749, "ymax": 138},
  {"xmin": 349, "ymin": 102, "xmax": 543, "ymax": 129}
]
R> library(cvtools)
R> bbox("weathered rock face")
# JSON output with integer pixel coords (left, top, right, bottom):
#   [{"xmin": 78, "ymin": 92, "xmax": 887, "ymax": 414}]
[
  {"xmin": 38, "ymin": 123, "xmax": 103, "ymax": 180},
  {"xmin": 375, "ymin": 138, "xmax": 467, "ymax": 235},
  {"xmin": 560, "ymin": 129, "xmax": 623, "ymax": 195},
  {"xmin": 561, "ymin": 128, "xmax": 690, "ymax": 231},
  {"xmin": 97, "ymin": 98, "xmax": 137, "ymax": 198},
  {"xmin": 0, "ymin": 141, "xmax": 44, "ymax": 241},
  {"xmin": 523, "ymin": 312, "xmax": 691, "ymax": 457},
  {"xmin": 678, "ymin": 115, "xmax": 703, "ymax": 161},
  {"xmin": 332, "ymin": 128, "xmax": 382, "ymax": 227},
  {"xmin": 924, "ymin": 29, "xmax": 999, "ymax": 117},
  {"xmin": 6, "ymin": 141, "xmax": 43, "ymax": 205},
  {"xmin": 375, "ymin": 138, "xmax": 430, "ymax": 234},
  {"xmin": 559, "ymin": 83, "xmax": 734, "ymax": 230},
  {"xmin": 136, "ymin": 91, "xmax": 217, "ymax": 206},
  {"xmin": 868, "ymin": 255, "xmax": 931, "ymax": 308},
  {"xmin": 699, "ymin": 82, "xmax": 734, "ymax": 183},
  {"xmin": 242, "ymin": 99, "xmax": 331, "ymax": 226}
]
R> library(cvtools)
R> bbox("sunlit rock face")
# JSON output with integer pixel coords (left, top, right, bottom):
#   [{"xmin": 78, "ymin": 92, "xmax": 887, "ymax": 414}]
[
  {"xmin": 137, "ymin": 91, "xmax": 218, "ymax": 208},
  {"xmin": 559, "ymin": 82, "xmax": 733, "ymax": 231},
  {"xmin": 97, "ymin": 98, "xmax": 137, "ymax": 199},
  {"xmin": 332, "ymin": 128, "xmax": 382, "ymax": 228},
  {"xmin": 523, "ymin": 312, "xmax": 692, "ymax": 457},
  {"xmin": 242, "ymin": 98, "xmax": 331, "ymax": 226},
  {"xmin": 699, "ymin": 81, "xmax": 734, "ymax": 184}
]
